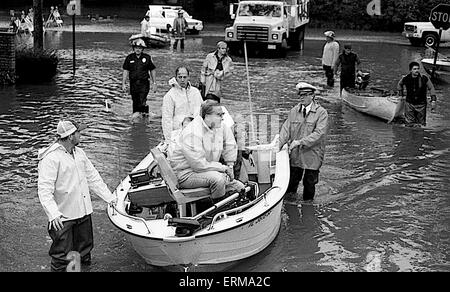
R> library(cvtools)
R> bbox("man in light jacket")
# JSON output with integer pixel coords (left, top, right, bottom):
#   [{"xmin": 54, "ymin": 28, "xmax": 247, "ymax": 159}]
[
  {"xmin": 279, "ymin": 82, "xmax": 329, "ymax": 201},
  {"xmin": 161, "ymin": 66, "xmax": 203, "ymax": 142},
  {"xmin": 169, "ymin": 100, "xmax": 245, "ymax": 201},
  {"xmin": 37, "ymin": 120, "xmax": 115, "ymax": 272},
  {"xmin": 321, "ymin": 30, "xmax": 339, "ymax": 87},
  {"xmin": 200, "ymin": 41, "xmax": 233, "ymax": 98}
]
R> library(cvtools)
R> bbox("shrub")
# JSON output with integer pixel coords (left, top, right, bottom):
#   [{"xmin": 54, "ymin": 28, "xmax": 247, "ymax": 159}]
[{"xmin": 15, "ymin": 48, "xmax": 59, "ymax": 83}]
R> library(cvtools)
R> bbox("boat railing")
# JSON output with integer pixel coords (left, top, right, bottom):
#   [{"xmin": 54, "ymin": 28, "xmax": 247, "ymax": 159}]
[
  {"xmin": 110, "ymin": 202, "xmax": 152, "ymax": 234},
  {"xmin": 208, "ymin": 185, "xmax": 280, "ymax": 230}
]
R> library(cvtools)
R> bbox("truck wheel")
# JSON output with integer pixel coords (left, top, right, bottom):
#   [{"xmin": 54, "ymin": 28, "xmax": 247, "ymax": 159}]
[
  {"xmin": 277, "ymin": 38, "xmax": 288, "ymax": 57},
  {"xmin": 423, "ymin": 33, "xmax": 438, "ymax": 47},
  {"xmin": 289, "ymin": 27, "xmax": 305, "ymax": 51}
]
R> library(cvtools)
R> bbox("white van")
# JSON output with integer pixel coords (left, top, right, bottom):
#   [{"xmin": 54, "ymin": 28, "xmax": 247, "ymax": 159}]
[{"xmin": 145, "ymin": 5, "xmax": 203, "ymax": 34}]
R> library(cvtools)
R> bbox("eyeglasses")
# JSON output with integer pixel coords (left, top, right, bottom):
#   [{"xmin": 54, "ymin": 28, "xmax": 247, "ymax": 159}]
[{"xmin": 298, "ymin": 91, "xmax": 314, "ymax": 96}]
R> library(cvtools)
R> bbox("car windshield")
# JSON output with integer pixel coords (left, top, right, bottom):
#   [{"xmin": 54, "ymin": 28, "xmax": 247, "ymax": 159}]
[{"xmin": 238, "ymin": 4, "xmax": 282, "ymax": 17}]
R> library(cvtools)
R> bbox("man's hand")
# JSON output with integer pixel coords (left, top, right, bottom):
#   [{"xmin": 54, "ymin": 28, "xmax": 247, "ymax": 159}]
[
  {"xmin": 225, "ymin": 165, "xmax": 234, "ymax": 181},
  {"xmin": 122, "ymin": 83, "xmax": 128, "ymax": 93},
  {"xmin": 49, "ymin": 215, "xmax": 67, "ymax": 231},
  {"xmin": 152, "ymin": 82, "xmax": 157, "ymax": 93},
  {"xmin": 288, "ymin": 140, "xmax": 302, "ymax": 153}
]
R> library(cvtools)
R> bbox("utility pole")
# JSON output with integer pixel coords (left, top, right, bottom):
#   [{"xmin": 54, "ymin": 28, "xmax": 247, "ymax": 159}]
[{"xmin": 33, "ymin": 0, "xmax": 44, "ymax": 51}]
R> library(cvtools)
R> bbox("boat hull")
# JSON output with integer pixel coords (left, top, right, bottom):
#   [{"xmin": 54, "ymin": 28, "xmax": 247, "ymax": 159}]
[
  {"xmin": 107, "ymin": 143, "xmax": 290, "ymax": 271},
  {"xmin": 127, "ymin": 199, "xmax": 283, "ymax": 270},
  {"xmin": 421, "ymin": 58, "xmax": 450, "ymax": 83},
  {"xmin": 342, "ymin": 88, "xmax": 404, "ymax": 122}
]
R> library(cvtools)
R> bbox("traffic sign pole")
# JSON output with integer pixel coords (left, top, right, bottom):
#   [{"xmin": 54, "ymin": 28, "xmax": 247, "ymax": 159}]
[
  {"xmin": 72, "ymin": 14, "xmax": 76, "ymax": 76},
  {"xmin": 431, "ymin": 28, "xmax": 442, "ymax": 79}
]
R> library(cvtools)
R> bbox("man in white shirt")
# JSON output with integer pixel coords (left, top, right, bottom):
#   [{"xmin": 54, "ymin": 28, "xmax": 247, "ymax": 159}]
[
  {"xmin": 169, "ymin": 101, "xmax": 245, "ymax": 202},
  {"xmin": 161, "ymin": 66, "xmax": 203, "ymax": 142},
  {"xmin": 279, "ymin": 82, "xmax": 329, "ymax": 202},
  {"xmin": 37, "ymin": 120, "xmax": 115, "ymax": 272},
  {"xmin": 141, "ymin": 15, "xmax": 152, "ymax": 37},
  {"xmin": 321, "ymin": 30, "xmax": 339, "ymax": 88}
]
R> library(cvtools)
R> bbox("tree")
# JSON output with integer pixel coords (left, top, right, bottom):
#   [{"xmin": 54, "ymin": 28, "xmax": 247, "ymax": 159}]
[{"xmin": 33, "ymin": 0, "xmax": 44, "ymax": 51}]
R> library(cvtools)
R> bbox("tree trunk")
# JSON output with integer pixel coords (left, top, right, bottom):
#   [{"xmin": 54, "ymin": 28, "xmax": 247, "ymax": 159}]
[{"xmin": 33, "ymin": 0, "xmax": 44, "ymax": 51}]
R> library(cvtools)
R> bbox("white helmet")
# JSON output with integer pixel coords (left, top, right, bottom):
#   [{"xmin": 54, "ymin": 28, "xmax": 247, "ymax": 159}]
[{"xmin": 132, "ymin": 38, "xmax": 146, "ymax": 48}]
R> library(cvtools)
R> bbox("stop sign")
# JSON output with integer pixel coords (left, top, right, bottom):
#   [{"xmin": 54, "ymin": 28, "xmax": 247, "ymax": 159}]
[{"xmin": 429, "ymin": 4, "xmax": 450, "ymax": 30}]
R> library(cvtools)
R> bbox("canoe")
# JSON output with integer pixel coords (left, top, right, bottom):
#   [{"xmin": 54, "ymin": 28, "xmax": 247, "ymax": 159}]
[
  {"xmin": 421, "ymin": 57, "xmax": 450, "ymax": 82},
  {"xmin": 107, "ymin": 136, "xmax": 290, "ymax": 271},
  {"xmin": 341, "ymin": 88, "xmax": 404, "ymax": 123},
  {"xmin": 129, "ymin": 33, "xmax": 170, "ymax": 48}
]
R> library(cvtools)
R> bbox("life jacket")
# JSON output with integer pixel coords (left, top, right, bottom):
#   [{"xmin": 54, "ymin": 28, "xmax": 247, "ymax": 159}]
[{"xmin": 401, "ymin": 73, "xmax": 429, "ymax": 105}]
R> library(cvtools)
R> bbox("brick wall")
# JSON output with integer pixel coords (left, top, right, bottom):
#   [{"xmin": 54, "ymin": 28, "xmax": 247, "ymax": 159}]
[{"xmin": 0, "ymin": 31, "xmax": 16, "ymax": 85}]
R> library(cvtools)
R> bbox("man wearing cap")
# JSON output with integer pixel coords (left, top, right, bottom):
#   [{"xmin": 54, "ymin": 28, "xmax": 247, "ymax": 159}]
[
  {"xmin": 172, "ymin": 10, "xmax": 188, "ymax": 50},
  {"xmin": 279, "ymin": 82, "xmax": 329, "ymax": 201},
  {"xmin": 334, "ymin": 44, "xmax": 362, "ymax": 93},
  {"xmin": 321, "ymin": 31, "xmax": 339, "ymax": 88},
  {"xmin": 37, "ymin": 120, "xmax": 115, "ymax": 272},
  {"xmin": 122, "ymin": 38, "xmax": 157, "ymax": 115}
]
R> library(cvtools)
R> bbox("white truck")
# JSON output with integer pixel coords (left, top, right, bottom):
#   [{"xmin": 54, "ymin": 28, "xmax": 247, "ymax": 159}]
[
  {"xmin": 225, "ymin": 0, "xmax": 310, "ymax": 56},
  {"xmin": 403, "ymin": 22, "xmax": 450, "ymax": 47}
]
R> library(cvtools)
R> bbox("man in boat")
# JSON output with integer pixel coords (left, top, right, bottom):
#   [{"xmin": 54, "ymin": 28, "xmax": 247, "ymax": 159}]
[
  {"xmin": 37, "ymin": 120, "xmax": 116, "ymax": 272},
  {"xmin": 140, "ymin": 15, "xmax": 152, "ymax": 38},
  {"xmin": 172, "ymin": 9, "xmax": 188, "ymax": 50},
  {"xmin": 321, "ymin": 31, "xmax": 339, "ymax": 88},
  {"xmin": 122, "ymin": 38, "xmax": 157, "ymax": 116},
  {"xmin": 397, "ymin": 61, "xmax": 437, "ymax": 127},
  {"xmin": 334, "ymin": 44, "xmax": 362, "ymax": 93},
  {"xmin": 161, "ymin": 66, "xmax": 203, "ymax": 142},
  {"xmin": 168, "ymin": 100, "xmax": 245, "ymax": 202},
  {"xmin": 200, "ymin": 41, "xmax": 234, "ymax": 98},
  {"xmin": 279, "ymin": 82, "xmax": 329, "ymax": 201}
]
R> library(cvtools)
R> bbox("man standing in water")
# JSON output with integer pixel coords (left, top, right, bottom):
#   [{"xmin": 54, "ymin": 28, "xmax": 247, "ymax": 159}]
[
  {"xmin": 321, "ymin": 31, "xmax": 339, "ymax": 88},
  {"xmin": 279, "ymin": 82, "xmax": 329, "ymax": 202},
  {"xmin": 397, "ymin": 61, "xmax": 437, "ymax": 127},
  {"xmin": 334, "ymin": 44, "xmax": 362, "ymax": 93},
  {"xmin": 172, "ymin": 10, "xmax": 188, "ymax": 50},
  {"xmin": 37, "ymin": 120, "xmax": 115, "ymax": 272},
  {"xmin": 122, "ymin": 38, "xmax": 157, "ymax": 116}
]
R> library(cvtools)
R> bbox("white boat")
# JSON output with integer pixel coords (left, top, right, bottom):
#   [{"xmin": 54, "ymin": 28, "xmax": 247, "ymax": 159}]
[
  {"xmin": 107, "ymin": 136, "xmax": 290, "ymax": 271},
  {"xmin": 341, "ymin": 88, "xmax": 405, "ymax": 123},
  {"xmin": 129, "ymin": 33, "xmax": 170, "ymax": 49},
  {"xmin": 421, "ymin": 57, "xmax": 450, "ymax": 82}
]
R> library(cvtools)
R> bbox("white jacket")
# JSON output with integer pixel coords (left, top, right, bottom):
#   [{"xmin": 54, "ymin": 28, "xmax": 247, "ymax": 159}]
[
  {"xmin": 37, "ymin": 142, "xmax": 114, "ymax": 222},
  {"xmin": 161, "ymin": 77, "xmax": 203, "ymax": 141}
]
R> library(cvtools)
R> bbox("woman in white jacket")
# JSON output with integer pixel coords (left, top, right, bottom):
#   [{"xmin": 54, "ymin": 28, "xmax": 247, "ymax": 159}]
[
  {"xmin": 200, "ymin": 41, "xmax": 233, "ymax": 97},
  {"xmin": 161, "ymin": 66, "xmax": 203, "ymax": 142}
]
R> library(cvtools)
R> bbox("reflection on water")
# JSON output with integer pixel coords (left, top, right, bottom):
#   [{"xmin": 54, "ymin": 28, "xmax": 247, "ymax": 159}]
[{"xmin": 0, "ymin": 32, "xmax": 449, "ymax": 272}]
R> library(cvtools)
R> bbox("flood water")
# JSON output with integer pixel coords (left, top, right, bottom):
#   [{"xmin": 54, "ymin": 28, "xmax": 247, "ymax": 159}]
[{"xmin": 0, "ymin": 30, "xmax": 449, "ymax": 272}]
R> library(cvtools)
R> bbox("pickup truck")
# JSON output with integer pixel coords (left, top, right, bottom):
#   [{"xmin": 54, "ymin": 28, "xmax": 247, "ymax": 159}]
[{"xmin": 402, "ymin": 21, "xmax": 450, "ymax": 47}]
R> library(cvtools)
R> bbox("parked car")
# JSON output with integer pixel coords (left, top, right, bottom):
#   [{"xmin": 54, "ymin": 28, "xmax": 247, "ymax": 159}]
[
  {"xmin": 402, "ymin": 21, "xmax": 450, "ymax": 47},
  {"xmin": 145, "ymin": 5, "xmax": 203, "ymax": 34}
]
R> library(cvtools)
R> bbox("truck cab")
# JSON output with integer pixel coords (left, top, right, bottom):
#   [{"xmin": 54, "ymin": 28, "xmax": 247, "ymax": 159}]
[{"xmin": 225, "ymin": 0, "xmax": 310, "ymax": 56}]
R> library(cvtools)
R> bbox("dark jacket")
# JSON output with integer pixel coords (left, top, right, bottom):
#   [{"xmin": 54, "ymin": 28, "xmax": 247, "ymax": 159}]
[{"xmin": 397, "ymin": 73, "xmax": 436, "ymax": 105}]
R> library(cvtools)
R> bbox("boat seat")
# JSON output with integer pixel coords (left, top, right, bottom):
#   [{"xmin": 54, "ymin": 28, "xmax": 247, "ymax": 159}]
[{"xmin": 150, "ymin": 147, "xmax": 211, "ymax": 217}]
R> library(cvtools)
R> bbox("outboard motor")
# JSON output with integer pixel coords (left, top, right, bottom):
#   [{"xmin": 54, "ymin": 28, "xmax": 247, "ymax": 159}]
[{"xmin": 356, "ymin": 72, "xmax": 370, "ymax": 90}]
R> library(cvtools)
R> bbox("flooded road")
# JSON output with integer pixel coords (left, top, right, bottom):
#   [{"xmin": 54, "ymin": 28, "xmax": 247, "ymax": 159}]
[{"xmin": 0, "ymin": 30, "xmax": 449, "ymax": 272}]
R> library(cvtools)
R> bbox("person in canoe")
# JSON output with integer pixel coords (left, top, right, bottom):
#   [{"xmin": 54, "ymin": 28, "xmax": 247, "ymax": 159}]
[
  {"xmin": 279, "ymin": 82, "xmax": 329, "ymax": 202},
  {"xmin": 397, "ymin": 61, "xmax": 437, "ymax": 127}
]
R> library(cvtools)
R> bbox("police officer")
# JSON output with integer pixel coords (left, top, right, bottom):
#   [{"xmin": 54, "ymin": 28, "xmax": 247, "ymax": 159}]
[{"xmin": 122, "ymin": 38, "xmax": 157, "ymax": 114}]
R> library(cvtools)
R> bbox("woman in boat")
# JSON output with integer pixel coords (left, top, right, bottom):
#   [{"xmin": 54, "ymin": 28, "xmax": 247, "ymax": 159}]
[
  {"xmin": 200, "ymin": 41, "xmax": 233, "ymax": 98},
  {"xmin": 279, "ymin": 82, "xmax": 329, "ymax": 202},
  {"xmin": 140, "ymin": 15, "xmax": 152, "ymax": 37}
]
